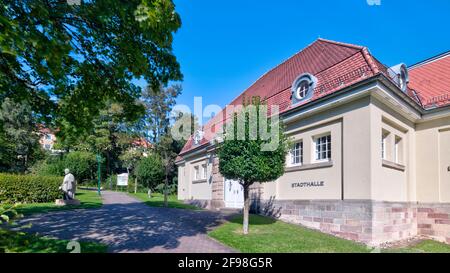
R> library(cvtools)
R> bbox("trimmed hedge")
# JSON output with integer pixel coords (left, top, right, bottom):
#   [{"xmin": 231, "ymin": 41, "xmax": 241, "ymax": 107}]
[{"xmin": 0, "ymin": 173, "xmax": 63, "ymax": 203}]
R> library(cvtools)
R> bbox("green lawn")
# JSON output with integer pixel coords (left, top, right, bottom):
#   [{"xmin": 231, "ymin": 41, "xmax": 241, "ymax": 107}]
[
  {"xmin": 15, "ymin": 189, "xmax": 102, "ymax": 216},
  {"xmin": 129, "ymin": 192, "xmax": 200, "ymax": 210},
  {"xmin": 209, "ymin": 214, "xmax": 450, "ymax": 253},
  {"xmin": 387, "ymin": 240, "xmax": 450, "ymax": 253},
  {"xmin": 0, "ymin": 228, "xmax": 107, "ymax": 253}
]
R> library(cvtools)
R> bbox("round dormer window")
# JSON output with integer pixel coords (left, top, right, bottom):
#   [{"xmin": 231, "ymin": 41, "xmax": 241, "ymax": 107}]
[
  {"xmin": 291, "ymin": 73, "xmax": 317, "ymax": 104},
  {"xmin": 295, "ymin": 80, "xmax": 310, "ymax": 100},
  {"xmin": 193, "ymin": 130, "xmax": 204, "ymax": 145}
]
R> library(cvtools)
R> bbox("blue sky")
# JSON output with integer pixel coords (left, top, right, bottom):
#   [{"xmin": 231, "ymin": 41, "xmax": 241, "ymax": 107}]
[{"xmin": 170, "ymin": 0, "xmax": 450, "ymax": 121}]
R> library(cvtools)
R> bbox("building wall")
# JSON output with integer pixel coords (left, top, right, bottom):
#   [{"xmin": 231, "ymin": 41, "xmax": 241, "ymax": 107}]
[
  {"xmin": 261, "ymin": 96, "xmax": 372, "ymax": 201},
  {"xmin": 177, "ymin": 154, "xmax": 212, "ymax": 202},
  {"xmin": 176, "ymin": 88, "xmax": 450, "ymax": 246},
  {"xmin": 369, "ymin": 98, "xmax": 416, "ymax": 202},
  {"xmin": 416, "ymin": 117, "xmax": 450, "ymax": 202}
]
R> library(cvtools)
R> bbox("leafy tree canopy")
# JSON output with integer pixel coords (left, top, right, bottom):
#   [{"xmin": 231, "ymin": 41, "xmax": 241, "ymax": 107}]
[
  {"xmin": 135, "ymin": 153, "xmax": 164, "ymax": 190},
  {"xmin": 218, "ymin": 97, "xmax": 289, "ymax": 185},
  {"xmin": 0, "ymin": 0, "xmax": 182, "ymax": 130}
]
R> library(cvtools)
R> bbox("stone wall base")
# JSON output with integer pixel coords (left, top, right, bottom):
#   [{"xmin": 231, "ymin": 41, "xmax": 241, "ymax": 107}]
[
  {"xmin": 417, "ymin": 203, "xmax": 450, "ymax": 244},
  {"xmin": 186, "ymin": 196, "xmax": 450, "ymax": 246},
  {"xmin": 255, "ymin": 199, "xmax": 418, "ymax": 246},
  {"xmin": 184, "ymin": 199, "xmax": 211, "ymax": 209}
]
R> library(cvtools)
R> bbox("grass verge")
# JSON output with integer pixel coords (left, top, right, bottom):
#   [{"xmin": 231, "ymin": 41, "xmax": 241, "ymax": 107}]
[
  {"xmin": 209, "ymin": 214, "xmax": 450, "ymax": 253},
  {"xmin": 129, "ymin": 192, "xmax": 200, "ymax": 210},
  {"xmin": 0, "ymin": 228, "xmax": 107, "ymax": 253},
  {"xmin": 15, "ymin": 189, "xmax": 102, "ymax": 216}
]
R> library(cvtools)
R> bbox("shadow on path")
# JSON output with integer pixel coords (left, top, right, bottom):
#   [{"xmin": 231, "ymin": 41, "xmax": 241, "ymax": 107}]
[{"xmin": 13, "ymin": 191, "xmax": 234, "ymax": 253}]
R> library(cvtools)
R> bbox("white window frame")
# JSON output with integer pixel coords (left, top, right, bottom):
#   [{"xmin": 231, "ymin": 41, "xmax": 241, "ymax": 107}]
[
  {"xmin": 394, "ymin": 135, "xmax": 402, "ymax": 164},
  {"xmin": 201, "ymin": 164, "xmax": 207, "ymax": 179},
  {"xmin": 382, "ymin": 132, "xmax": 388, "ymax": 160},
  {"xmin": 289, "ymin": 141, "xmax": 303, "ymax": 166},
  {"xmin": 194, "ymin": 166, "xmax": 200, "ymax": 180},
  {"xmin": 313, "ymin": 133, "xmax": 331, "ymax": 163}
]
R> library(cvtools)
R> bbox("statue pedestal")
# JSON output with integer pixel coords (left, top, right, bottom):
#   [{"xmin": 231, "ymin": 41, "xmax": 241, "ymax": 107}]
[{"xmin": 55, "ymin": 199, "xmax": 81, "ymax": 206}]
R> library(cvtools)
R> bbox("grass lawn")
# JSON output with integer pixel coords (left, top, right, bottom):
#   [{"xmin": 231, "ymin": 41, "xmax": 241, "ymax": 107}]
[
  {"xmin": 130, "ymin": 192, "xmax": 200, "ymax": 210},
  {"xmin": 15, "ymin": 189, "xmax": 102, "ymax": 216},
  {"xmin": 387, "ymin": 240, "xmax": 450, "ymax": 253},
  {"xmin": 0, "ymin": 228, "xmax": 107, "ymax": 253},
  {"xmin": 209, "ymin": 214, "xmax": 450, "ymax": 253}
]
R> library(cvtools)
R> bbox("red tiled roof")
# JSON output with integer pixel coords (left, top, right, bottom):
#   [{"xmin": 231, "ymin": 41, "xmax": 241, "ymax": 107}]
[
  {"xmin": 408, "ymin": 51, "xmax": 450, "ymax": 109},
  {"xmin": 132, "ymin": 138, "xmax": 153, "ymax": 149},
  {"xmin": 179, "ymin": 39, "xmax": 450, "ymax": 156},
  {"xmin": 180, "ymin": 39, "xmax": 385, "ymax": 156}
]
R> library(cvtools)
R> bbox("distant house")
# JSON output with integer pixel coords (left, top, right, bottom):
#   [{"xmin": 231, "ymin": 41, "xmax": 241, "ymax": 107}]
[
  {"xmin": 131, "ymin": 137, "xmax": 153, "ymax": 157},
  {"xmin": 37, "ymin": 126, "xmax": 62, "ymax": 154}
]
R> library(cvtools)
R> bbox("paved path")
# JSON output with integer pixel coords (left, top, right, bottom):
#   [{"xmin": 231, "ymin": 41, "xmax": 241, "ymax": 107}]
[{"xmin": 15, "ymin": 191, "xmax": 235, "ymax": 253}]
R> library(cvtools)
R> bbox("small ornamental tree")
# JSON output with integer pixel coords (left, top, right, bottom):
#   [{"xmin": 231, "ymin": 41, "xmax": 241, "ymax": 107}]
[
  {"xmin": 217, "ymin": 96, "xmax": 289, "ymax": 234},
  {"xmin": 135, "ymin": 153, "xmax": 165, "ymax": 191}
]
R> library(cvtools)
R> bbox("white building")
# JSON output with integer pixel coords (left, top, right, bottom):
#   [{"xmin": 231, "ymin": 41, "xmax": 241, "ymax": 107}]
[{"xmin": 176, "ymin": 39, "xmax": 450, "ymax": 246}]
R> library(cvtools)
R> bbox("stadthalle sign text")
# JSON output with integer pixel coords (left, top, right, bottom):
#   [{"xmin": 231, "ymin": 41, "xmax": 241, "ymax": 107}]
[{"xmin": 291, "ymin": 181, "xmax": 325, "ymax": 188}]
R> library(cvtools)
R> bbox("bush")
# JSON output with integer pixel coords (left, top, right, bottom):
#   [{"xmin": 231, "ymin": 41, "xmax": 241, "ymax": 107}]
[
  {"xmin": 32, "ymin": 151, "xmax": 97, "ymax": 183},
  {"xmin": 0, "ymin": 173, "xmax": 63, "ymax": 203},
  {"xmin": 135, "ymin": 154, "xmax": 164, "ymax": 190},
  {"xmin": 31, "ymin": 157, "xmax": 65, "ymax": 177},
  {"xmin": 63, "ymin": 151, "xmax": 97, "ymax": 182},
  {"xmin": 154, "ymin": 183, "xmax": 177, "ymax": 195}
]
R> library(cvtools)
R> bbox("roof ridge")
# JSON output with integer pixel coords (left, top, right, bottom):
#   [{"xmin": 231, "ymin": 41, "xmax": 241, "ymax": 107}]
[
  {"xmin": 409, "ymin": 50, "xmax": 450, "ymax": 70},
  {"xmin": 317, "ymin": 38, "xmax": 364, "ymax": 50}
]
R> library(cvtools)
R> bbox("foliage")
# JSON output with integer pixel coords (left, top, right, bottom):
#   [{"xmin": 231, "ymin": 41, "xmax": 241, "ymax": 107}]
[
  {"xmin": 0, "ymin": 228, "xmax": 107, "ymax": 253},
  {"xmin": 135, "ymin": 154, "xmax": 164, "ymax": 190},
  {"xmin": 119, "ymin": 148, "xmax": 144, "ymax": 173},
  {"xmin": 217, "ymin": 96, "xmax": 289, "ymax": 234},
  {"xmin": 141, "ymin": 84, "xmax": 182, "ymax": 143},
  {"xmin": 32, "ymin": 151, "xmax": 97, "ymax": 183},
  {"xmin": 0, "ymin": 0, "xmax": 182, "ymax": 133},
  {"xmin": 31, "ymin": 156, "xmax": 65, "ymax": 177},
  {"xmin": 0, "ymin": 98, "xmax": 42, "ymax": 172},
  {"xmin": 140, "ymin": 84, "xmax": 184, "ymax": 207},
  {"xmin": 155, "ymin": 182, "xmax": 177, "ymax": 195},
  {"xmin": 0, "ymin": 203, "xmax": 21, "ymax": 225},
  {"xmin": 0, "ymin": 173, "xmax": 62, "ymax": 203},
  {"xmin": 63, "ymin": 151, "xmax": 97, "ymax": 182}
]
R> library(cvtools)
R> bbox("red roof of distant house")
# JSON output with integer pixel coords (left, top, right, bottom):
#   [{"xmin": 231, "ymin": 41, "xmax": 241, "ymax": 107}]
[
  {"xmin": 179, "ymin": 39, "xmax": 450, "ymax": 157},
  {"xmin": 408, "ymin": 51, "xmax": 450, "ymax": 109},
  {"xmin": 132, "ymin": 138, "xmax": 153, "ymax": 149}
]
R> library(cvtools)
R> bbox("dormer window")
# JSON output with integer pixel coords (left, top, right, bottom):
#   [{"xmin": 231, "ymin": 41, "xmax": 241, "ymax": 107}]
[
  {"xmin": 399, "ymin": 66, "xmax": 409, "ymax": 92},
  {"xmin": 193, "ymin": 130, "xmax": 204, "ymax": 145},
  {"xmin": 389, "ymin": 63, "xmax": 409, "ymax": 93},
  {"xmin": 291, "ymin": 73, "xmax": 317, "ymax": 104}
]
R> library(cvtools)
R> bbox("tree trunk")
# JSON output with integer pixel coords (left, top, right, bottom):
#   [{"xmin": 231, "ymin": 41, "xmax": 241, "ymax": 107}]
[
  {"xmin": 134, "ymin": 177, "xmax": 137, "ymax": 194},
  {"xmin": 243, "ymin": 184, "xmax": 250, "ymax": 235},
  {"xmin": 164, "ymin": 171, "xmax": 169, "ymax": 208}
]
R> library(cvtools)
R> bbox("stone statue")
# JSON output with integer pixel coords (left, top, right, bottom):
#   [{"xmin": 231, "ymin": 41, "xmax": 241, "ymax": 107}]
[{"xmin": 60, "ymin": 169, "xmax": 76, "ymax": 200}]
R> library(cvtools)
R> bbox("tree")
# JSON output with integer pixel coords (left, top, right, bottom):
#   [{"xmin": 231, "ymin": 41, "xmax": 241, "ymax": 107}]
[
  {"xmin": 217, "ymin": 97, "xmax": 289, "ymax": 234},
  {"xmin": 119, "ymin": 148, "xmax": 144, "ymax": 193},
  {"xmin": 141, "ymin": 84, "xmax": 182, "ymax": 206},
  {"xmin": 0, "ymin": 98, "xmax": 42, "ymax": 172},
  {"xmin": 135, "ymin": 153, "xmax": 164, "ymax": 191},
  {"xmin": 141, "ymin": 84, "xmax": 182, "ymax": 143},
  {"xmin": 0, "ymin": 0, "xmax": 182, "ymax": 133}
]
